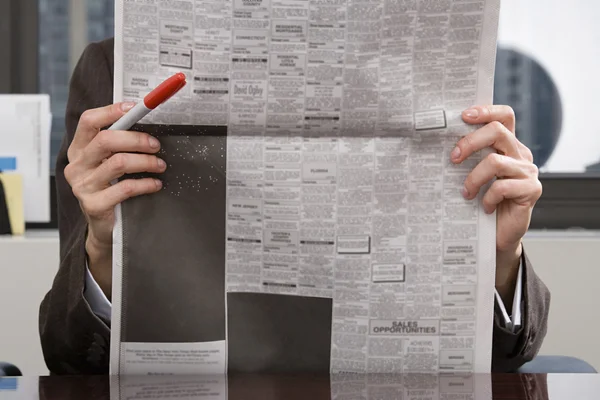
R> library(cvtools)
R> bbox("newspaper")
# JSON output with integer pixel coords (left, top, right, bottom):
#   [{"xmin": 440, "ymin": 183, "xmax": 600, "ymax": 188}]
[{"xmin": 112, "ymin": 0, "xmax": 499, "ymax": 375}]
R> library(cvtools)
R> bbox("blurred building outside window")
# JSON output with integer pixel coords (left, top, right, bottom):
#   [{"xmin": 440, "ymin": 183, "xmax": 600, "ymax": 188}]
[{"xmin": 38, "ymin": 0, "xmax": 114, "ymax": 173}]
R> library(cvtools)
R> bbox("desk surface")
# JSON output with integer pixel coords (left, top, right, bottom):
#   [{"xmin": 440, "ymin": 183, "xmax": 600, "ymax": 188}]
[{"xmin": 1, "ymin": 374, "xmax": 599, "ymax": 399}]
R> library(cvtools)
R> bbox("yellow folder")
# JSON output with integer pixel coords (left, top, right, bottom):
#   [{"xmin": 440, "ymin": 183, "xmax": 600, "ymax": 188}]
[{"xmin": 0, "ymin": 172, "xmax": 25, "ymax": 235}]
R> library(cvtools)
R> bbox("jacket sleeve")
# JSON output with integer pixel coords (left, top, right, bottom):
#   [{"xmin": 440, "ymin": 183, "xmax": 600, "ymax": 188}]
[
  {"xmin": 39, "ymin": 41, "xmax": 114, "ymax": 375},
  {"xmin": 492, "ymin": 249, "xmax": 551, "ymax": 372}
]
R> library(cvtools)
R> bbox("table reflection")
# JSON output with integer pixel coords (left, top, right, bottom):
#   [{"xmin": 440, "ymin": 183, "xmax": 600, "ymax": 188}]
[{"xmin": 27, "ymin": 373, "xmax": 554, "ymax": 400}]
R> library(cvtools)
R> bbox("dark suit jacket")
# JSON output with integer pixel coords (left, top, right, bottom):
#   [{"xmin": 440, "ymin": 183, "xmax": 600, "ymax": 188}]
[{"xmin": 39, "ymin": 38, "xmax": 551, "ymax": 375}]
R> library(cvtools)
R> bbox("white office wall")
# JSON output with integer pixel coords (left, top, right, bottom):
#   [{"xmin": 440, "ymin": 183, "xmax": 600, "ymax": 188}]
[
  {"xmin": 0, "ymin": 231, "xmax": 599, "ymax": 375},
  {"xmin": 523, "ymin": 232, "xmax": 600, "ymax": 371},
  {"xmin": 0, "ymin": 232, "xmax": 58, "ymax": 376}
]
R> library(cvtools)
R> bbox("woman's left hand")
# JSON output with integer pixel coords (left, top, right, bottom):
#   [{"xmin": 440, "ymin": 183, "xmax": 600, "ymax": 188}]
[{"xmin": 451, "ymin": 105, "xmax": 542, "ymax": 290}]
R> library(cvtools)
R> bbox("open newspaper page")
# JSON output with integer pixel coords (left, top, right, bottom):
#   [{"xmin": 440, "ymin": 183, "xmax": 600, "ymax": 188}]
[{"xmin": 112, "ymin": 0, "xmax": 499, "ymax": 375}]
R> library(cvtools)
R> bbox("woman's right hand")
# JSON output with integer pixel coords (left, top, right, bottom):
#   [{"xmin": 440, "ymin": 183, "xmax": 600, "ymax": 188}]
[{"xmin": 64, "ymin": 102, "xmax": 167, "ymax": 298}]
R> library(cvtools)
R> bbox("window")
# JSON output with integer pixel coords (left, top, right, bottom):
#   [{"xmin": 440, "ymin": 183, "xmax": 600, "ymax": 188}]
[
  {"xmin": 2, "ymin": 0, "xmax": 599, "ymax": 229},
  {"xmin": 0, "ymin": 0, "xmax": 113, "ymax": 228},
  {"xmin": 496, "ymin": 1, "xmax": 600, "ymax": 175},
  {"xmin": 494, "ymin": 1, "xmax": 600, "ymax": 228},
  {"xmin": 39, "ymin": 0, "xmax": 114, "ymax": 172}
]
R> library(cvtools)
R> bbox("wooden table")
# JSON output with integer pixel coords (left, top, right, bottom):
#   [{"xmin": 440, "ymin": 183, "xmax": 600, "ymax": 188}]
[{"xmin": 1, "ymin": 373, "xmax": 599, "ymax": 399}]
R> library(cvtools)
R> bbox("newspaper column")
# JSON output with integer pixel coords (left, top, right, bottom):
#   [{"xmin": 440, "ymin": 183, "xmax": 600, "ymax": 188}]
[
  {"xmin": 226, "ymin": 0, "xmax": 269, "ymax": 293},
  {"xmin": 300, "ymin": 0, "xmax": 348, "ymax": 299},
  {"xmin": 438, "ymin": 0, "xmax": 487, "ymax": 372},
  {"xmin": 120, "ymin": 1, "xmax": 161, "ymax": 118},
  {"xmin": 364, "ymin": 0, "xmax": 417, "ymax": 375},
  {"xmin": 404, "ymin": 0, "xmax": 453, "ymax": 373},
  {"xmin": 329, "ymin": 0, "xmax": 382, "ymax": 373},
  {"xmin": 193, "ymin": 0, "xmax": 233, "ymax": 126},
  {"xmin": 143, "ymin": 1, "xmax": 192, "ymax": 122},
  {"xmin": 261, "ymin": 2, "xmax": 310, "ymax": 294}
]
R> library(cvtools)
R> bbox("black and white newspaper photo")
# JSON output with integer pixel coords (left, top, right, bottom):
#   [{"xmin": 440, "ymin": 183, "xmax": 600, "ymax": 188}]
[{"xmin": 110, "ymin": 0, "xmax": 500, "ymax": 375}]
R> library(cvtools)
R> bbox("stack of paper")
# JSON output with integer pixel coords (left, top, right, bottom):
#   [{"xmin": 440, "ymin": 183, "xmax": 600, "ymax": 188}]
[
  {"xmin": 0, "ymin": 173, "xmax": 25, "ymax": 235},
  {"xmin": 0, "ymin": 95, "xmax": 52, "ymax": 223}
]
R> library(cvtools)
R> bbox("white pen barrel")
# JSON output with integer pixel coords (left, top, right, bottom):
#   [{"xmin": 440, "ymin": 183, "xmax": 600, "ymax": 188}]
[{"xmin": 109, "ymin": 102, "xmax": 151, "ymax": 131}]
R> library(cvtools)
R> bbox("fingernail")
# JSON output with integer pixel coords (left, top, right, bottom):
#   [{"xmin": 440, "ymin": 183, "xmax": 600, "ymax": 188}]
[
  {"xmin": 149, "ymin": 137, "xmax": 160, "ymax": 149},
  {"xmin": 461, "ymin": 187, "xmax": 469, "ymax": 198},
  {"xmin": 451, "ymin": 146, "xmax": 461, "ymax": 160},
  {"xmin": 157, "ymin": 158, "xmax": 166, "ymax": 169},
  {"xmin": 121, "ymin": 102, "xmax": 135, "ymax": 112},
  {"xmin": 463, "ymin": 108, "xmax": 479, "ymax": 118},
  {"xmin": 154, "ymin": 179, "xmax": 163, "ymax": 189}
]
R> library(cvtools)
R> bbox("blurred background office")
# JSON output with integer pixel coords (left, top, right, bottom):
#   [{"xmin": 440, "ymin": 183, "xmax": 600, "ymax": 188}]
[
  {"xmin": 1, "ymin": 0, "xmax": 600, "ymax": 375},
  {"xmin": 37, "ymin": 0, "xmax": 113, "ymax": 172}
]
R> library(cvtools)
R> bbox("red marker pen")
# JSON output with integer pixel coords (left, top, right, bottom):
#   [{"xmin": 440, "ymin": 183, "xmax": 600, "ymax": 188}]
[{"xmin": 109, "ymin": 72, "xmax": 187, "ymax": 131}]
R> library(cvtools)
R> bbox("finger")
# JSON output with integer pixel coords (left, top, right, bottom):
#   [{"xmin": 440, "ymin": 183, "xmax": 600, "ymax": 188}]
[
  {"xmin": 481, "ymin": 178, "xmax": 543, "ymax": 214},
  {"xmin": 82, "ymin": 178, "xmax": 163, "ymax": 218},
  {"xmin": 81, "ymin": 130, "xmax": 161, "ymax": 166},
  {"xmin": 517, "ymin": 141, "xmax": 534, "ymax": 163},
  {"xmin": 462, "ymin": 154, "xmax": 530, "ymax": 200},
  {"xmin": 87, "ymin": 153, "xmax": 167, "ymax": 191},
  {"xmin": 70, "ymin": 102, "xmax": 136, "ymax": 156},
  {"xmin": 461, "ymin": 105, "xmax": 516, "ymax": 133},
  {"xmin": 451, "ymin": 120, "xmax": 520, "ymax": 163}
]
